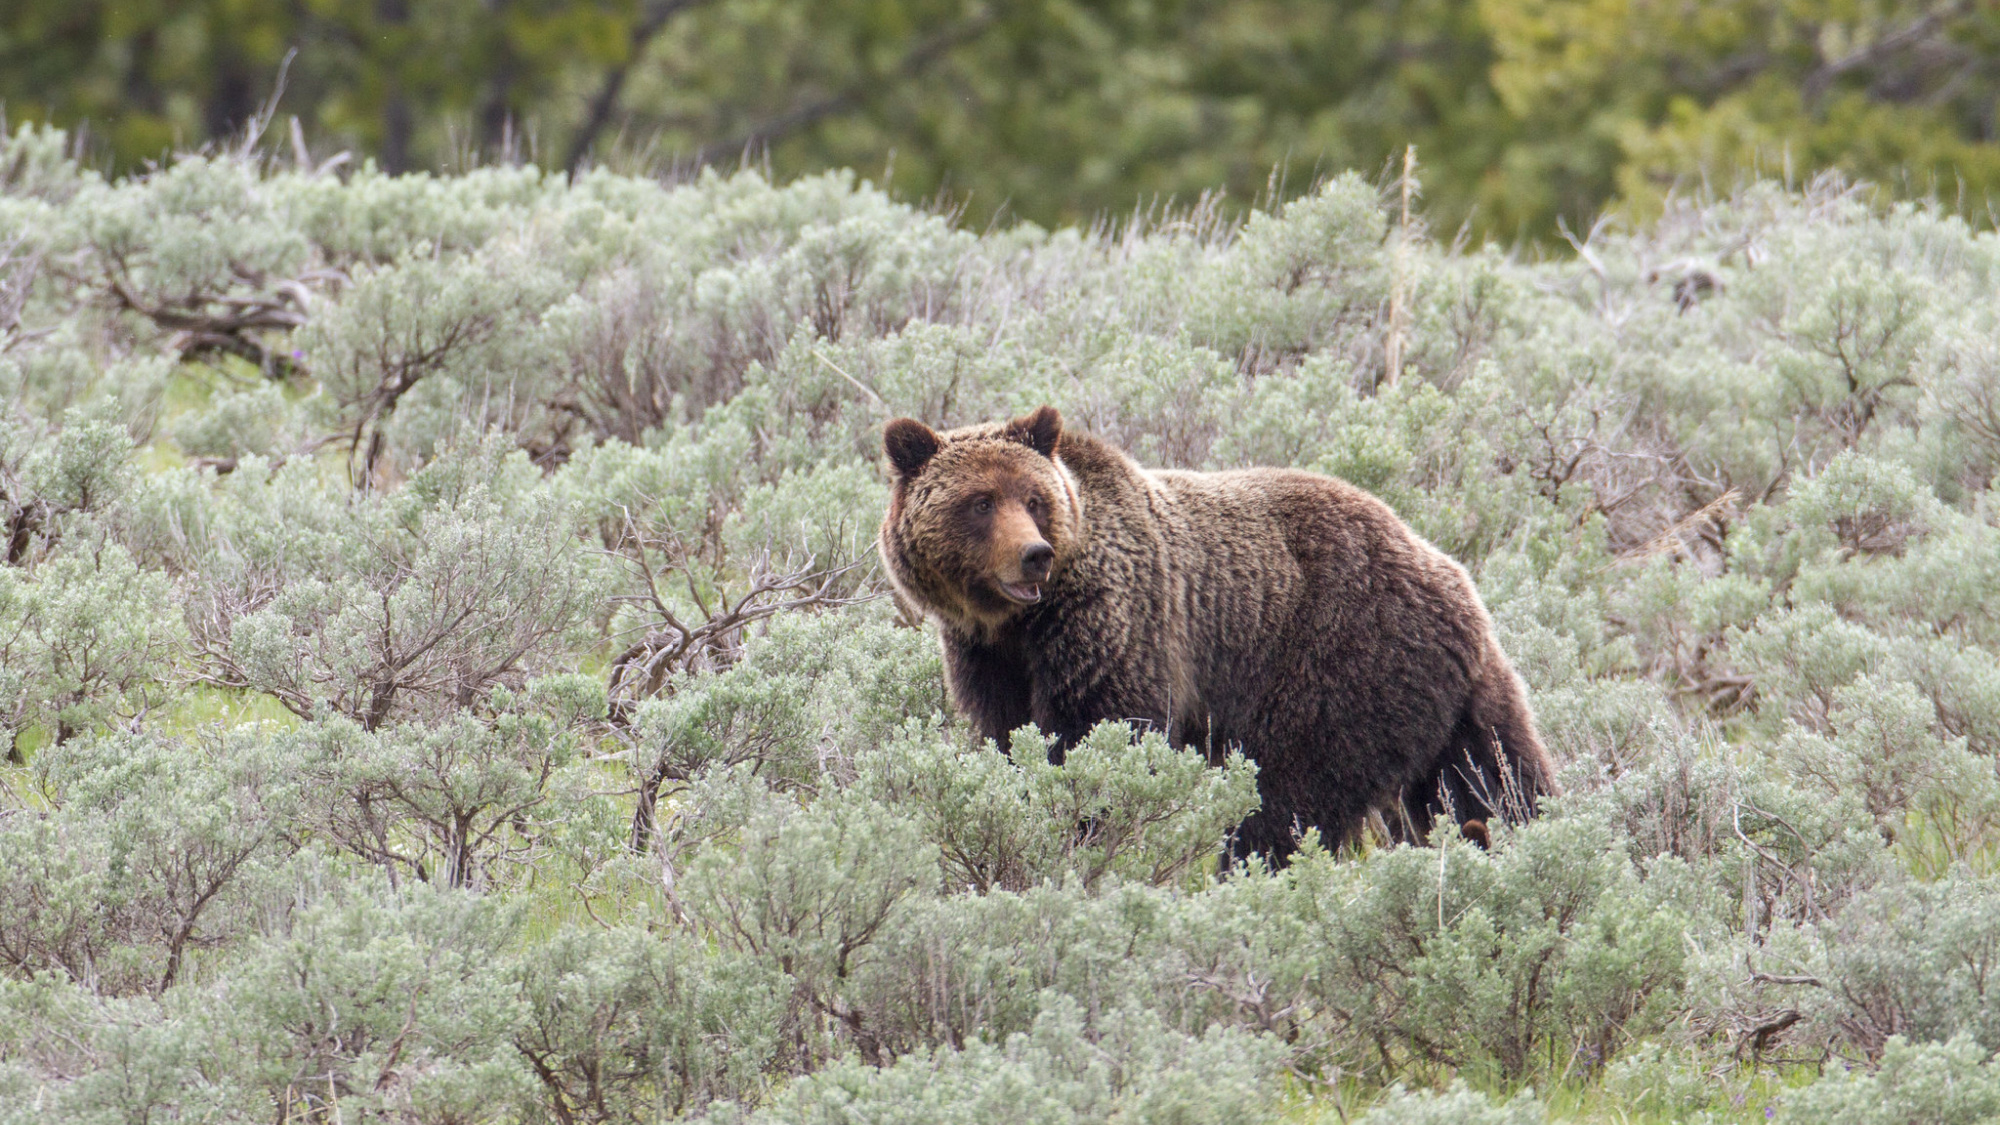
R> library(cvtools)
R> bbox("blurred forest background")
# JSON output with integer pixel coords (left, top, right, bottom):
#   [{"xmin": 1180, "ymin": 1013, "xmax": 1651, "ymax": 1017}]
[{"xmin": 6, "ymin": 0, "xmax": 2000, "ymax": 240}]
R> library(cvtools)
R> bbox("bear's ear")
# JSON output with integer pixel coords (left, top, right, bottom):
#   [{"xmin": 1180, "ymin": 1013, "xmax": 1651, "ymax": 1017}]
[
  {"xmin": 1008, "ymin": 405, "xmax": 1062, "ymax": 459},
  {"xmin": 883, "ymin": 418, "xmax": 941, "ymax": 478}
]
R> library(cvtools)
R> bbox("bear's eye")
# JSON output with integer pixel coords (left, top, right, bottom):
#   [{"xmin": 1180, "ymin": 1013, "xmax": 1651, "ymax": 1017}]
[
  {"xmin": 972, "ymin": 496, "xmax": 994, "ymax": 515},
  {"xmin": 1025, "ymin": 496, "xmax": 1043, "ymax": 516}
]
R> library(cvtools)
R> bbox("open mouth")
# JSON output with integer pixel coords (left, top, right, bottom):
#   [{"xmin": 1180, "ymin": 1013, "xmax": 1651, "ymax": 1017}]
[{"xmin": 997, "ymin": 581, "xmax": 1043, "ymax": 604}]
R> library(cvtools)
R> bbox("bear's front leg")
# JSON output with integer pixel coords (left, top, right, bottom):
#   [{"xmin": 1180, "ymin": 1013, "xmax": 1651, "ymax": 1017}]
[
  {"xmin": 1027, "ymin": 643, "xmax": 1175, "ymax": 765},
  {"xmin": 940, "ymin": 630, "xmax": 1034, "ymax": 748}
]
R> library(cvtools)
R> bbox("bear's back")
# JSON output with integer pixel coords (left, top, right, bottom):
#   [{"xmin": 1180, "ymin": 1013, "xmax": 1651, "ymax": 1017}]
[
  {"xmin": 1146, "ymin": 464, "xmax": 1470, "ymax": 609},
  {"xmin": 1136, "ymin": 464, "xmax": 1491, "ymax": 729}
]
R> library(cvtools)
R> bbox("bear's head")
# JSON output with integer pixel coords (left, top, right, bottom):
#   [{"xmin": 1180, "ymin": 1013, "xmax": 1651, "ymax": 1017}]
[{"xmin": 877, "ymin": 405, "xmax": 1084, "ymax": 634}]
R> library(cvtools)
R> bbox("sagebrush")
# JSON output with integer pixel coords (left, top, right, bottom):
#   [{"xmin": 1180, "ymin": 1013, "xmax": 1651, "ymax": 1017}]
[{"xmin": 4, "ymin": 123, "xmax": 2000, "ymax": 1122}]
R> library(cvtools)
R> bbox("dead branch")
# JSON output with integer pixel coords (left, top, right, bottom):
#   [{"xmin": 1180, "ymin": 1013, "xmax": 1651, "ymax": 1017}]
[
  {"xmin": 606, "ymin": 548, "xmax": 875, "ymax": 708},
  {"xmin": 104, "ymin": 264, "xmax": 345, "ymax": 377}
]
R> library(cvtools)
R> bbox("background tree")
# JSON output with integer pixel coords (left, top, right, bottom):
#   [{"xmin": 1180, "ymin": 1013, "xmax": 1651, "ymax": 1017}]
[
  {"xmin": 1480, "ymin": 0, "xmax": 2000, "ymax": 237},
  {"xmin": 6, "ymin": 0, "xmax": 2000, "ymax": 239}
]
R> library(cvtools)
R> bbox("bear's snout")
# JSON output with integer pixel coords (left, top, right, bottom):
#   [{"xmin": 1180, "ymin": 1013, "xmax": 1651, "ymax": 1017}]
[
  {"xmin": 996, "ymin": 539, "xmax": 1053, "ymax": 604},
  {"xmin": 1021, "ymin": 542, "xmax": 1054, "ymax": 581}
]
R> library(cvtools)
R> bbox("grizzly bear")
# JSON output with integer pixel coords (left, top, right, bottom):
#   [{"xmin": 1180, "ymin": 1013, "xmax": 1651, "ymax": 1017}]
[{"xmin": 877, "ymin": 406, "xmax": 1557, "ymax": 862}]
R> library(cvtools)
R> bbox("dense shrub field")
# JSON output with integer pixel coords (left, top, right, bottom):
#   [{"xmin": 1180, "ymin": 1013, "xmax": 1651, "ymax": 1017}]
[{"xmin": 6, "ymin": 120, "xmax": 2000, "ymax": 1122}]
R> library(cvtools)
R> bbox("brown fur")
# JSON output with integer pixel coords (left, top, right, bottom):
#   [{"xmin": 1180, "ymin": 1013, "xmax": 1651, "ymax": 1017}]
[{"xmin": 879, "ymin": 406, "xmax": 1559, "ymax": 863}]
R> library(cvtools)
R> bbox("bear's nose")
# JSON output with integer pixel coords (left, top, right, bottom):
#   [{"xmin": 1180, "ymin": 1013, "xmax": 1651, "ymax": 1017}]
[{"xmin": 1021, "ymin": 542, "xmax": 1054, "ymax": 579}]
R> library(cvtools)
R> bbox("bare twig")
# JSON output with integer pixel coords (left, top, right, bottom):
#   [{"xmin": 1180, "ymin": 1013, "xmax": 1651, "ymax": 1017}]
[
  {"xmin": 1383, "ymin": 145, "xmax": 1418, "ymax": 390},
  {"xmin": 812, "ymin": 348, "xmax": 888, "ymax": 410},
  {"xmin": 236, "ymin": 48, "xmax": 297, "ymax": 161},
  {"xmin": 1614, "ymin": 489, "xmax": 1742, "ymax": 566}
]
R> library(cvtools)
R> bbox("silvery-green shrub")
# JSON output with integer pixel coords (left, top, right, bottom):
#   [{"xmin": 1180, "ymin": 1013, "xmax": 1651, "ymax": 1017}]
[
  {"xmin": 1356, "ymin": 1082, "xmax": 1549, "ymax": 1125},
  {"xmin": 198, "ymin": 872, "xmax": 530, "ymax": 1122},
  {"xmin": 0, "ymin": 542, "xmax": 182, "ymax": 749},
  {"xmin": 1780, "ymin": 1034, "xmax": 2000, "ymax": 1125},
  {"xmin": 10, "ymin": 139, "xmax": 2000, "ymax": 1122},
  {"xmin": 0, "ymin": 726, "xmax": 298, "ymax": 995},
  {"xmin": 510, "ymin": 925, "xmax": 786, "ymax": 1122},
  {"xmin": 705, "ymin": 995, "xmax": 1282, "ymax": 1125}
]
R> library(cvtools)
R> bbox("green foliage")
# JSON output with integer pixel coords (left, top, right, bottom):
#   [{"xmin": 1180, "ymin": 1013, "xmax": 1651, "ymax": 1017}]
[
  {"xmin": 1283, "ymin": 816, "xmax": 1695, "ymax": 1084},
  {"xmin": 300, "ymin": 241, "xmax": 567, "ymax": 475},
  {"xmin": 1357, "ymin": 1082, "xmax": 1549, "ymax": 1125},
  {"xmin": 295, "ymin": 675, "xmax": 606, "ymax": 889},
  {"xmin": 706, "ymin": 996, "xmax": 1283, "ymax": 1125},
  {"xmin": 1780, "ymin": 1034, "xmax": 2000, "ymax": 1125},
  {"xmin": 0, "ymin": 976, "xmax": 225, "ymax": 1125},
  {"xmin": 1801, "ymin": 871, "xmax": 2000, "ymax": 1058},
  {"xmin": 0, "ymin": 727, "xmax": 297, "ymax": 995},
  {"xmin": 11, "ymin": 1, "xmax": 2000, "ymax": 238},
  {"xmin": 0, "ymin": 543, "xmax": 183, "ymax": 751},
  {"xmin": 1482, "ymin": 0, "xmax": 2000, "ymax": 235},
  {"xmin": 181, "ymin": 439, "xmax": 597, "ymax": 730},
  {"xmin": 680, "ymin": 776, "xmax": 938, "ymax": 1067},
  {"xmin": 170, "ymin": 381, "xmax": 294, "ymax": 460},
  {"xmin": 204, "ymin": 873, "xmax": 532, "ymax": 1120},
  {"xmin": 857, "ymin": 721, "xmax": 1258, "ymax": 894},
  {"xmin": 511, "ymin": 926, "xmax": 786, "ymax": 1122},
  {"xmin": 13, "ymin": 0, "xmax": 2000, "ymax": 241}
]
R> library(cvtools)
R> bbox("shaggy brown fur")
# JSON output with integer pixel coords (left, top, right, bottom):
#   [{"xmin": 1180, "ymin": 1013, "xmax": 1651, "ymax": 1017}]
[{"xmin": 878, "ymin": 406, "xmax": 1558, "ymax": 863}]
